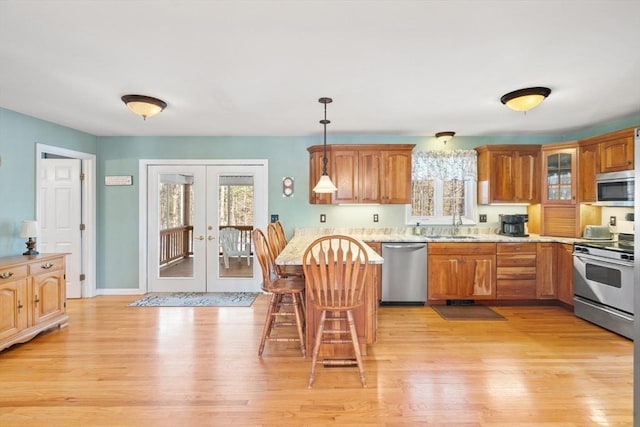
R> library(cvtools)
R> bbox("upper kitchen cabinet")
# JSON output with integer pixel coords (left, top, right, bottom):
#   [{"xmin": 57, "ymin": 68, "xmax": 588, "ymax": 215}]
[
  {"xmin": 541, "ymin": 142, "xmax": 578, "ymax": 205},
  {"xmin": 307, "ymin": 144, "xmax": 414, "ymax": 205},
  {"xmin": 475, "ymin": 145, "xmax": 541, "ymax": 204},
  {"xmin": 579, "ymin": 127, "xmax": 635, "ymax": 174},
  {"xmin": 578, "ymin": 140, "xmax": 599, "ymax": 202}
]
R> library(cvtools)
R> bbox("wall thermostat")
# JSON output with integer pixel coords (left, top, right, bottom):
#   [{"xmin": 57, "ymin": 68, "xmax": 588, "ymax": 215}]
[{"xmin": 282, "ymin": 176, "xmax": 294, "ymax": 197}]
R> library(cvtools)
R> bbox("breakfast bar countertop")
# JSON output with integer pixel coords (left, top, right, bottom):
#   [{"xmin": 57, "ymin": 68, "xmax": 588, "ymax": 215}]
[{"xmin": 275, "ymin": 234, "xmax": 384, "ymax": 266}]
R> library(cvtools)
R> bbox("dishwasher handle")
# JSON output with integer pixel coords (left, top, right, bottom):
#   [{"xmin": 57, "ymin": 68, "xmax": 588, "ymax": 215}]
[{"xmin": 382, "ymin": 243, "xmax": 425, "ymax": 250}]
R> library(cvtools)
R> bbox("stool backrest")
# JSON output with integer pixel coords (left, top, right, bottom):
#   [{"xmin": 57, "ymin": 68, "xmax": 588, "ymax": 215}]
[
  {"xmin": 252, "ymin": 228, "xmax": 277, "ymax": 292},
  {"xmin": 302, "ymin": 235, "xmax": 370, "ymax": 310}
]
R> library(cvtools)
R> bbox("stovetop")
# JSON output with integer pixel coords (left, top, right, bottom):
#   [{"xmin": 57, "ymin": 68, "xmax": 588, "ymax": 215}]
[{"xmin": 575, "ymin": 233, "xmax": 635, "ymax": 259}]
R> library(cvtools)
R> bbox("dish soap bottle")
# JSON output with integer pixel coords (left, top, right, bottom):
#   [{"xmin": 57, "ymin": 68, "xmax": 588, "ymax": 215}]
[{"xmin": 413, "ymin": 222, "xmax": 421, "ymax": 235}]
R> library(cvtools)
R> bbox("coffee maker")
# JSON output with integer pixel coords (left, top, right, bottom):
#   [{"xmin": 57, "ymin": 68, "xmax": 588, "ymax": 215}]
[{"xmin": 498, "ymin": 214, "xmax": 529, "ymax": 237}]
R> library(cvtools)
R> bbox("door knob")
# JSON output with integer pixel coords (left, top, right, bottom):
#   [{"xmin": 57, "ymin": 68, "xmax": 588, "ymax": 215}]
[
  {"xmin": 197, "ymin": 236, "xmax": 205, "ymax": 240},
  {"xmin": 208, "ymin": 236, "xmax": 214, "ymax": 240}
]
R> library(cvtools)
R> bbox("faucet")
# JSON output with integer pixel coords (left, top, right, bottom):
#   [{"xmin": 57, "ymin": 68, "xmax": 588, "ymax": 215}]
[{"xmin": 452, "ymin": 211, "xmax": 462, "ymax": 235}]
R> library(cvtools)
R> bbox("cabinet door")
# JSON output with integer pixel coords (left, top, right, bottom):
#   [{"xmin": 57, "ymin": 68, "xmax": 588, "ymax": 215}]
[
  {"xmin": 514, "ymin": 151, "xmax": 539, "ymax": 202},
  {"xmin": 427, "ymin": 256, "xmax": 461, "ymax": 300},
  {"xmin": 0, "ymin": 278, "xmax": 29, "ymax": 340},
  {"xmin": 543, "ymin": 148, "xmax": 577, "ymax": 204},
  {"xmin": 490, "ymin": 152, "xmax": 515, "ymax": 201},
  {"xmin": 382, "ymin": 150, "xmax": 412, "ymax": 204},
  {"xmin": 461, "ymin": 255, "xmax": 496, "ymax": 299},
  {"xmin": 31, "ymin": 271, "xmax": 66, "ymax": 325},
  {"xmin": 536, "ymin": 243, "xmax": 556, "ymax": 298},
  {"xmin": 578, "ymin": 143, "xmax": 599, "ymax": 202},
  {"xmin": 358, "ymin": 150, "xmax": 382, "ymax": 203},
  {"xmin": 331, "ymin": 149, "xmax": 358, "ymax": 203},
  {"xmin": 601, "ymin": 136, "xmax": 634, "ymax": 172},
  {"xmin": 556, "ymin": 243, "xmax": 574, "ymax": 305}
]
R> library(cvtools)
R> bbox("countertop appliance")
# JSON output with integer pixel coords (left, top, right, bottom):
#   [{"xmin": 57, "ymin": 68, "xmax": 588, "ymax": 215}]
[
  {"xmin": 596, "ymin": 170, "xmax": 634, "ymax": 207},
  {"xmin": 573, "ymin": 233, "xmax": 635, "ymax": 339},
  {"xmin": 498, "ymin": 214, "xmax": 529, "ymax": 237},
  {"xmin": 381, "ymin": 242, "xmax": 427, "ymax": 305},
  {"xmin": 582, "ymin": 225, "xmax": 613, "ymax": 240}
]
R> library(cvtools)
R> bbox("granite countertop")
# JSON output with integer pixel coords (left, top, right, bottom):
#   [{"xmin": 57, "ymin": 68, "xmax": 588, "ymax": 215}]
[
  {"xmin": 290, "ymin": 227, "xmax": 582, "ymax": 244},
  {"xmin": 276, "ymin": 234, "xmax": 384, "ymax": 266}
]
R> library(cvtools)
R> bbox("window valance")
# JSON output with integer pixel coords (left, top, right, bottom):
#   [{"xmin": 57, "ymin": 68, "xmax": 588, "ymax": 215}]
[{"xmin": 412, "ymin": 150, "xmax": 477, "ymax": 181}]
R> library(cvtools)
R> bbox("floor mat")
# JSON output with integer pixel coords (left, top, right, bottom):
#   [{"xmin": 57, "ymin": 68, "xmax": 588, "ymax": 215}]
[
  {"xmin": 128, "ymin": 292, "xmax": 259, "ymax": 307},
  {"xmin": 432, "ymin": 305, "xmax": 506, "ymax": 321}
]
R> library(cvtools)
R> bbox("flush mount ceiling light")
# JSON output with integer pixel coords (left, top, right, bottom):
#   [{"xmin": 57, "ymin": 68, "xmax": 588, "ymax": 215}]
[
  {"xmin": 121, "ymin": 94, "xmax": 167, "ymax": 120},
  {"xmin": 312, "ymin": 97, "xmax": 338, "ymax": 194},
  {"xmin": 500, "ymin": 87, "xmax": 551, "ymax": 112},
  {"xmin": 435, "ymin": 131, "xmax": 455, "ymax": 144}
]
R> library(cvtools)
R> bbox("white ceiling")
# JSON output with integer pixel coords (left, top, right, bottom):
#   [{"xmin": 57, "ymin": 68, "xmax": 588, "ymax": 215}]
[{"xmin": 1, "ymin": 0, "xmax": 639, "ymax": 137}]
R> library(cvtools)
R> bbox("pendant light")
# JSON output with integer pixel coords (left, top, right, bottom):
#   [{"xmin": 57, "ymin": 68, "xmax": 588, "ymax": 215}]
[
  {"xmin": 500, "ymin": 87, "xmax": 551, "ymax": 112},
  {"xmin": 312, "ymin": 97, "xmax": 338, "ymax": 193},
  {"xmin": 121, "ymin": 94, "xmax": 167, "ymax": 120}
]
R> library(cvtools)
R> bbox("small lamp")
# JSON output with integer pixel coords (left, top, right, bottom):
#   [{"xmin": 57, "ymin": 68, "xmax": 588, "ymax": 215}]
[
  {"xmin": 500, "ymin": 87, "xmax": 551, "ymax": 112},
  {"xmin": 121, "ymin": 94, "xmax": 167, "ymax": 120},
  {"xmin": 435, "ymin": 131, "xmax": 455, "ymax": 144},
  {"xmin": 312, "ymin": 97, "xmax": 338, "ymax": 194},
  {"xmin": 20, "ymin": 220, "xmax": 39, "ymax": 255}
]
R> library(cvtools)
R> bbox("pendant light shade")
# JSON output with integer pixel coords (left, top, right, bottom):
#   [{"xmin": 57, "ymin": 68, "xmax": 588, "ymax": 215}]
[
  {"xmin": 121, "ymin": 94, "xmax": 167, "ymax": 119},
  {"xmin": 500, "ymin": 87, "xmax": 551, "ymax": 112},
  {"xmin": 313, "ymin": 97, "xmax": 338, "ymax": 194}
]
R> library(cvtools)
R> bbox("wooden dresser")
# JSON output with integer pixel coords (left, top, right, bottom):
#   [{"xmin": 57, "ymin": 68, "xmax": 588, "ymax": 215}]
[{"xmin": 0, "ymin": 254, "xmax": 68, "ymax": 352}]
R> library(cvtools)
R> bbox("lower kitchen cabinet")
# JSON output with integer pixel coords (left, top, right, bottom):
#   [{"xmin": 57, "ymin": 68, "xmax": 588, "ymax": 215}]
[
  {"xmin": 364, "ymin": 241, "xmax": 382, "ymax": 302},
  {"xmin": 536, "ymin": 242, "xmax": 557, "ymax": 299},
  {"xmin": 428, "ymin": 243, "xmax": 496, "ymax": 300},
  {"xmin": 556, "ymin": 243, "xmax": 574, "ymax": 305},
  {"xmin": 496, "ymin": 243, "xmax": 537, "ymax": 299},
  {"xmin": 0, "ymin": 254, "xmax": 68, "ymax": 352}
]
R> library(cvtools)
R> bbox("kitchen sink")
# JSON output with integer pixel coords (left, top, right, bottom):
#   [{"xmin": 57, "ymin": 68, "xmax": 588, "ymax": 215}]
[{"xmin": 427, "ymin": 235, "xmax": 479, "ymax": 240}]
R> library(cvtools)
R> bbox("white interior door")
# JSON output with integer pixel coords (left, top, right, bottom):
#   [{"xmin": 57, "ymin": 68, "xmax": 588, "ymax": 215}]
[
  {"xmin": 38, "ymin": 158, "xmax": 82, "ymax": 298},
  {"xmin": 147, "ymin": 163, "xmax": 266, "ymax": 293}
]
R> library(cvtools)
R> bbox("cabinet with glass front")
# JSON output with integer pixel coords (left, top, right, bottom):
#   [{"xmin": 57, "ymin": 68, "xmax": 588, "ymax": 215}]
[{"xmin": 541, "ymin": 143, "xmax": 577, "ymax": 205}]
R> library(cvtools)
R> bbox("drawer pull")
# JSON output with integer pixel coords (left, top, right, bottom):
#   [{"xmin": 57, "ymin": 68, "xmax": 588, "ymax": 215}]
[
  {"xmin": 34, "ymin": 295, "xmax": 40, "ymax": 305},
  {"xmin": 41, "ymin": 263, "xmax": 54, "ymax": 269},
  {"xmin": 0, "ymin": 272, "xmax": 14, "ymax": 279},
  {"xmin": 17, "ymin": 300, "xmax": 23, "ymax": 311}
]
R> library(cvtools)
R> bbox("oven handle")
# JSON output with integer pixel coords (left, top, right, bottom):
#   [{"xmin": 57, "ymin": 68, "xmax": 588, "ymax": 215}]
[{"xmin": 573, "ymin": 253, "xmax": 634, "ymax": 268}]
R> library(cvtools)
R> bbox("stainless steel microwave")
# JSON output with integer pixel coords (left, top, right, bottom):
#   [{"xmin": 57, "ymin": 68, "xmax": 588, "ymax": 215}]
[{"xmin": 595, "ymin": 170, "xmax": 634, "ymax": 206}]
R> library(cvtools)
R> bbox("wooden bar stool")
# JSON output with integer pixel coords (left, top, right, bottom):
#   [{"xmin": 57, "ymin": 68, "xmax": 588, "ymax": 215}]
[
  {"xmin": 253, "ymin": 228, "xmax": 306, "ymax": 357},
  {"xmin": 268, "ymin": 222, "xmax": 303, "ymax": 279},
  {"xmin": 302, "ymin": 235, "xmax": 370, "ymax": 388}
]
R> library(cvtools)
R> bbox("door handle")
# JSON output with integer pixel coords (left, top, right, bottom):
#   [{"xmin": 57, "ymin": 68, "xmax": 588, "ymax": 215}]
[
  {"xmin": 208, "ymin": 236, "xmax": 214, "ymax": 240},
  {"xmin": 197, "ymin": 236, "xmax": 205, "ymax": 241}
]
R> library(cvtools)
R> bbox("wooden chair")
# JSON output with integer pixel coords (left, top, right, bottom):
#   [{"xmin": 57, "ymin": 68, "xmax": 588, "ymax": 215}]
[
  {"xmin": 302, "ymin": 235, "xmax": 370, "ymax": 388},
  {"xmin": 219, "ymin": 226, "xmax": 250, "ymax": 269},
  {"xmin": 252, "ymin": 228, "xmax": 306, "ymax": 357},
  {"xmin": 267, "ymin": 222, "xmax": 303, "ymax": 278}
]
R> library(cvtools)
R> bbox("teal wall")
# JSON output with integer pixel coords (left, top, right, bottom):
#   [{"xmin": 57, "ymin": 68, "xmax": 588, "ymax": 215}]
[
  {"xmin": 1, "ymin": 106, "xmax": 638, "ymax": 291},
  {"xmin": 0, "ymin": 107, "xmax": 97, "ymax": 256}
]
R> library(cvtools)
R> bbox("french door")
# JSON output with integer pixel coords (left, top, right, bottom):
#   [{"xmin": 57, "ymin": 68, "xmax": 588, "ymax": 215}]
[{"xmin": 146, "ymin": 163, "xmax": 267, "ymax": 293}]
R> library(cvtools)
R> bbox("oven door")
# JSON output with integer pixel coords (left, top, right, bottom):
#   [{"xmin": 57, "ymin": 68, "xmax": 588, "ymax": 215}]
[{"xmin": 573, "ymin": 252, "xmax": 634, "ymax": 314}]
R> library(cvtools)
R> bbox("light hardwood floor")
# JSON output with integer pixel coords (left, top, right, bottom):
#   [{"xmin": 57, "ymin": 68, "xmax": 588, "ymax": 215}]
[{"xmin": 0, "ymin": 295, "xmax": 632, "ymax": 426}]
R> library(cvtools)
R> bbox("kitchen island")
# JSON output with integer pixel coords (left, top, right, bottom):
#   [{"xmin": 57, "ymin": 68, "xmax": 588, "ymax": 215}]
[{"xmin": 276, "ymin": 233, "xmax": 383, "ymax": 357}]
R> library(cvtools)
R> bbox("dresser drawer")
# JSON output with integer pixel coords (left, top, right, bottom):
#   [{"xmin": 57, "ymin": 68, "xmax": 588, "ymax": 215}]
[
  {"xmin": 497, "ymin": 253, "xmax": 537, "ymax": 267},
  {"xmin": 28, "ymin": 258, "xmax": 64, "ymax": 275},
  {"xmin": 497, "ymin": 243, "xmax": 537, "ymax": 254},
  {"xmin": 0, "ymin": 265, "xmax": 28, "ymax": 282},
  {"xmin": 497, "ymin": 266, "xmax": 537, "ymax": 280},
  {"xmin": 497, "ymin": 279, "xmax": 537, "ymax": 299}
]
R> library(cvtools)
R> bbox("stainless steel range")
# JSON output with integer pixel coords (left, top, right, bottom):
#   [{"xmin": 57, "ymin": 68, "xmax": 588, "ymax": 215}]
[{"xmin": 574, "ymin": 233, "xmax": 635, "ymax": 339}]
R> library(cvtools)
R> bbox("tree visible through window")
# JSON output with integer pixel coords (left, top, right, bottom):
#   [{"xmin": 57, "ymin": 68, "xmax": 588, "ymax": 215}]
[
  {"xmin": 219, "ymin": 176, "xmax": 254, "ymax": 226},
  {"xmin": 407, "ymin": 150, "xmax": 477, "ymax": 225}
]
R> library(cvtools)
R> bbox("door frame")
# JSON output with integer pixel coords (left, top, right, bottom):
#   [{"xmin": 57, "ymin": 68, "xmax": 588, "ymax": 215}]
[
  {"xmin": 138, "ymin": 159, "xmax": 269, "ymax": 294},
  {"xmin": 35, "ymin": 144, "xmax": 97, "ymax": 298}
]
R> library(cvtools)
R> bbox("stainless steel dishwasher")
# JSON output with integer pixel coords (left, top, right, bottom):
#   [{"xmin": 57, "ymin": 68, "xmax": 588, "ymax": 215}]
[{"xmin": 381, "ymin": 242, "xmax": 427, "ymax": 305}]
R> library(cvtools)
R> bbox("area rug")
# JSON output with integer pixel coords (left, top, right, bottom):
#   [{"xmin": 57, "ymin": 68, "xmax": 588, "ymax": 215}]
[
  {"xmin": 128, "ymin": 292, "xmax": 259, "ymax": 307},
  {"xmin": 432, "ymin": 305, "xmax": 506, "ymax": 321}
]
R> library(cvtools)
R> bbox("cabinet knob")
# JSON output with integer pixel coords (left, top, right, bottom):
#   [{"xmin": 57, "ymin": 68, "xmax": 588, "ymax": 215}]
[
  {"xmin": 17, "ymin": 300, "xmax": 23, "ymax": 310},
  {"xmin": 42, "ymin": 263, "xmax": 54, "ymax": 269},
  {"xmin": 0, "ymin": 272, "xmax": 14, "ymax": 279},
  {"xmin": 34, "ymin": 295, "xmax": 40, "ymax": 305}
]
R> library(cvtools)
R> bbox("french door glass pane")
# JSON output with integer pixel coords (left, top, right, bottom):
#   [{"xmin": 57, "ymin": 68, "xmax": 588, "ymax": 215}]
[
  {"xmin": 218, "ymin": 175, "xmax": 254, "ymax": 278},
  {"xmin": 159, "ymin": 173, "xmax": 194, "ymax": 278}
]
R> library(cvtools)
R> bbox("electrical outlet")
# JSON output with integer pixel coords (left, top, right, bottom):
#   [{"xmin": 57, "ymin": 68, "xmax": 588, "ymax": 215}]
[
  {"xmin": 609, "ymin": 216, "xmax": 617, "ymax": 226},
  {"xmin": 479, "ymin": 214, "xmax": 487, "ymax": 223},
  {"xmin": 373, "ymin": 214, "xmax": 379, "ymax": 223},
  {"xmin": 320, "ymin": 214, "xmax": 326, "ymax": 223},
  {"xmin": 270, "ymin": 214, "xmax": 279, "ymax": 223}
]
